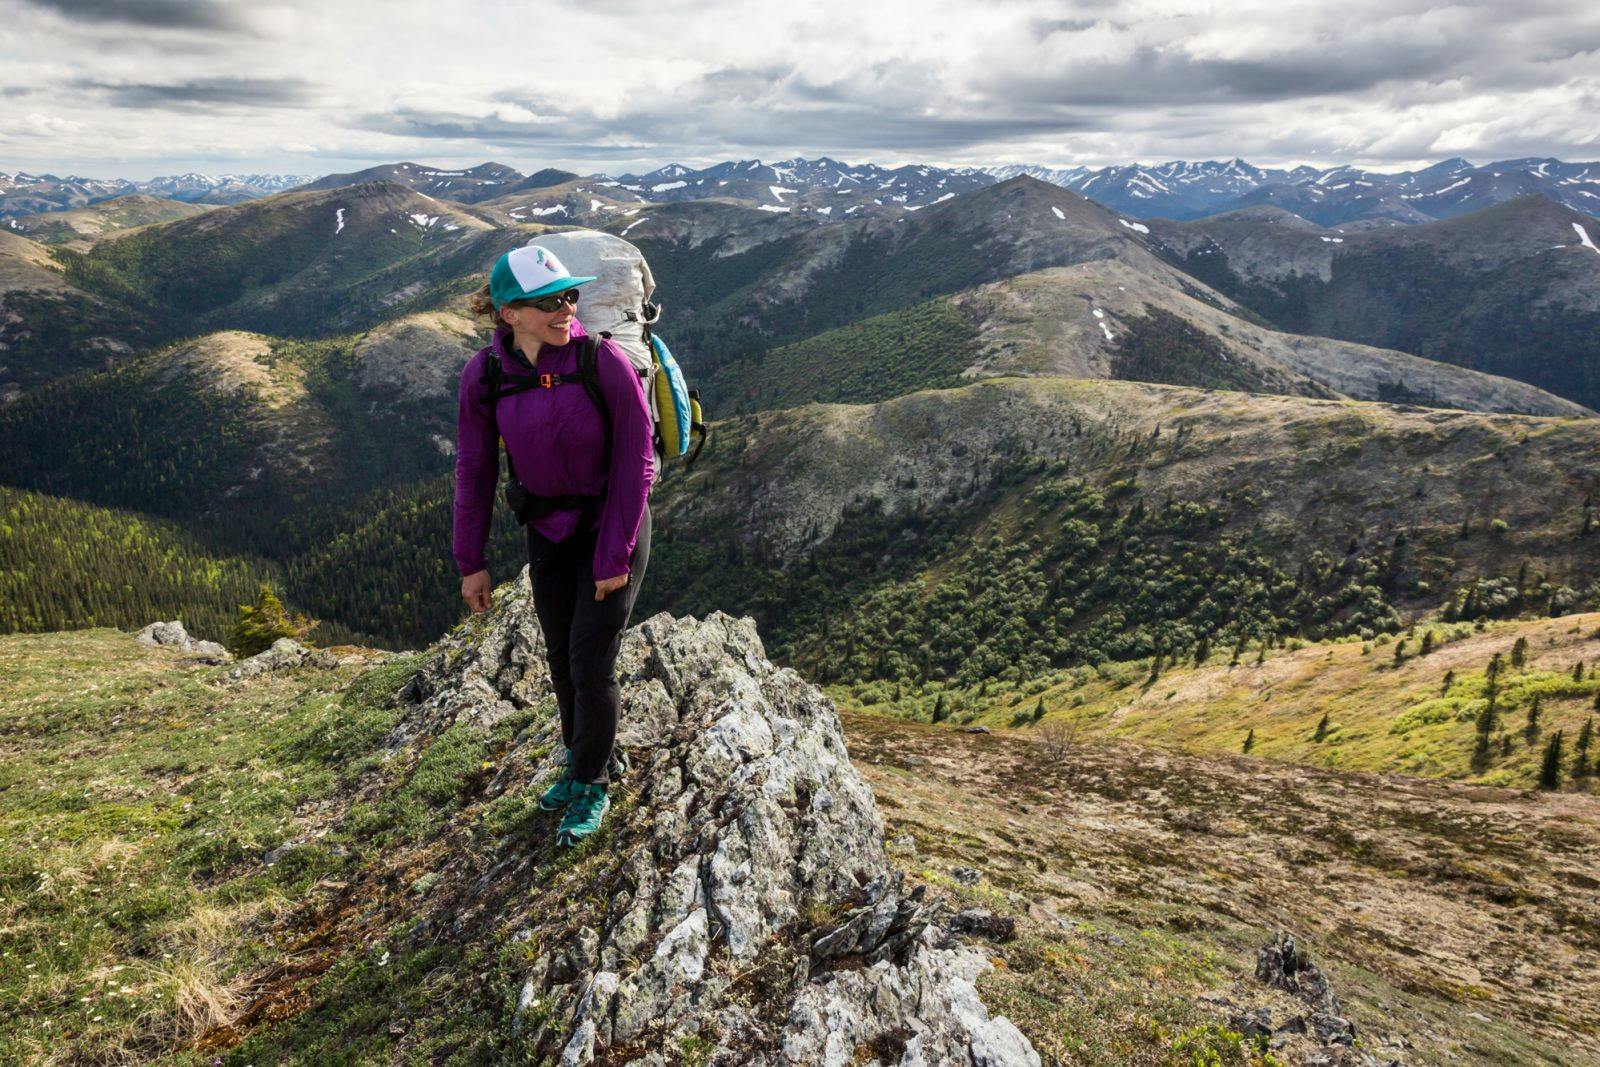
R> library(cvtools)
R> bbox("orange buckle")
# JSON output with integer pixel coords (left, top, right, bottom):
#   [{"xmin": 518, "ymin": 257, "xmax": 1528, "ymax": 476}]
[{"xmin": 539, "ymin": 373, "xmax": 554, "ymax": 388}]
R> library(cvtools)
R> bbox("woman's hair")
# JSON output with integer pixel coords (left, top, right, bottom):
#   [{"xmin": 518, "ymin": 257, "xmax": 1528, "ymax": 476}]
[
  {"xmin": 469, "ymin": 283, "xmax": 539, "ymax": 328},
  {"xmin": 468, "ymin": 283, "xmax": 499, "ymax": 322}
]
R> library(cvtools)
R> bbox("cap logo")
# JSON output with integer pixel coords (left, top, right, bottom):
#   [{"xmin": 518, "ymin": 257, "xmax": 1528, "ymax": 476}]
[{"xmin": 507, "ymin": 244, "xmax": 569, "ymax": 291}]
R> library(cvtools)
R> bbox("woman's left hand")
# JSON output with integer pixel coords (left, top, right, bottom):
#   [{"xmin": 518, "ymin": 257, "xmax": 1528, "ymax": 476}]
[{"xmin": 594, "ymin": 573, "xmax": 629, "ymax": 601}]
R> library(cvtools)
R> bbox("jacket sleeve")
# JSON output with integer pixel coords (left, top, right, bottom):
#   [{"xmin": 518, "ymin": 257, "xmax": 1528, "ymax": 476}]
[
  {"xmin": 453, "ymin": 349, "xmax": 500, "ymax": 576},
  {"xmin": 593, "ymin": 339, "xmax": 655, "ymax": 581}
]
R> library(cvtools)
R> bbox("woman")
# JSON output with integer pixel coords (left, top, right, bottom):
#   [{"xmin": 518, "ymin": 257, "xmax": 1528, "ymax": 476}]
[{"xmin": 453, "ymin": 243, "xmax": 655, "ymax": 847}]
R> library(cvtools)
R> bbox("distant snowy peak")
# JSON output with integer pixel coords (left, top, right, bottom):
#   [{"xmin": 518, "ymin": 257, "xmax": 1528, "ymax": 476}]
[
  {"xmin": 984, "ymin": 157, "xmax": 1600, "ymax": 225},
  {"xmin": 0, "ymin": 170, "xmax": 313, "ymax": 217},
  {"xmin": 988, "ymin": 163, "xmax": 1091, "ymax": 186},
  {"xmin": 613, "ymin": 156, "xmax": 998, "ymax": 216},
  {"xmin": 139, "ymin": 173, "xmax": 316, "ymax": 203}
]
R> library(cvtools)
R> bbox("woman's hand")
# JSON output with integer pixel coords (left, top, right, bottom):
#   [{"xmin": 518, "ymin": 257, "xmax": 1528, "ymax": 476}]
[
  {"xmin": 462, "ymin": 569, "xmax": 492, "ymax": 613},
  {"xmin": 594, "ymin": 573, "xmax": 629, "ymax": 601}
]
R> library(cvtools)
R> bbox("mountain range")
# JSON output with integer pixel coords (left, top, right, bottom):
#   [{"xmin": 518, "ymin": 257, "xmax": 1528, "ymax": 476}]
[
  {"xmin": 985, "ymin": 156, "xmax": 1600, "ymax": 226},
  {"xmin": 0, "ymin": 170, "xmax": 314, "ymax": 217},
  {"xmin": 287, "ymin": 154, "xmax": 1600, "ymax": 228},
  {"xmin": 12, "ymin": 155, "xmax": 1597, "ymax": 233},
  {"xmin": 0, "ymin": 166, "xmax": 1595, "ymax": 658}
]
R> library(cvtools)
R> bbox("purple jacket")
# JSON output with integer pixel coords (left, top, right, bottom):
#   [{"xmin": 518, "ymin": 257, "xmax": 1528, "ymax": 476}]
[{"xmin": 454, "ymin": 316, "xmax": 655, "ymax": 581}]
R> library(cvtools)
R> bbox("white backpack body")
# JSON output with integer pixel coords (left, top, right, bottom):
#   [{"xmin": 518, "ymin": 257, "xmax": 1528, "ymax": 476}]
[
  {"xmin": 526, "ymin": 229, "xmax": 705, "ymax": 466},
  {"xmin": 528, "ymin": 229, "xmax": 656, "ymax": 374}
]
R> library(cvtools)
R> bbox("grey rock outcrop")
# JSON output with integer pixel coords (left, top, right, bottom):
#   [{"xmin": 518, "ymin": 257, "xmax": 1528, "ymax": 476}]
[
  {"xmin": 1256, "ymin": 931, "xmax": 1340, "ymax": 1016},
  {"xmin": 222, "ymin": 636, "xmax": 338, "ymax": 683},
  {"xmin": 133, "ymin": 619, "xmax": 232, "ymax": 662},
  {"xmin": 394, "ymin": 575, "xmax": 1040, "ymax": 1065}
]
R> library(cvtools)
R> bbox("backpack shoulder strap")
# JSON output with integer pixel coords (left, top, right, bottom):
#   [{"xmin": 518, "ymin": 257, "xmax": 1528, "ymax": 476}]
[
  {"xmin": 578, "ymin": 336, "xmax": 615, "ymax": 448},
  {"xmin": 479, "ymin": 346, "xmax": 502, "ymax": 394}
]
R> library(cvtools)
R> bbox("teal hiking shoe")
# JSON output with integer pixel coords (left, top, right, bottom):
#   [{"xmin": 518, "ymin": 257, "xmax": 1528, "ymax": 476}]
[
  {"xmin": 538, "ymin": 748, "xmax": 576, "ymax": 812},
  {"xmin": 556, "ymin": 782, "xmax": 610, "ymax": 848}
]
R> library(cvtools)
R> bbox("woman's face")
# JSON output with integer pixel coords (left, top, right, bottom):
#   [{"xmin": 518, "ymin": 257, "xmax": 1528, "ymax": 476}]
[{"xmin": 500, "ymin": 290, "xmax": 577, "ymax": 349}]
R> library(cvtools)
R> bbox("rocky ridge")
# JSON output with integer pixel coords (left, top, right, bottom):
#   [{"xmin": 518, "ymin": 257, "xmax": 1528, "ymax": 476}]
[{"xmin": 371, "ymin": 578, "xmax": 1040, "ymax": 1064}]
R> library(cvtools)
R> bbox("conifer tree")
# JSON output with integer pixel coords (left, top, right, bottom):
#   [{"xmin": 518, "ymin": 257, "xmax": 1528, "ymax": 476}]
[
  {"xmin": 227, "ymin": 583, "xmax": 312, "ymax": 658},
  {"xmin": 1032, "ymin": 697, "xmax": 1046, "ymax": 723},
  {"xmin": 1525, "ymin": 694, "xmax": 1542, "ymax": 743},
  {"xmin": 1574, "ymin": 718, "xmax": 1593, "ymax": 779},
  {"xmin": 1314, "ymin": 712, "xmax": 1330, "ymax": 742},
  {"xmin": 1474, "ymin": 728, "xmax": 1493, "ymax": 767},
  {"xmin": 1419, "ymin": 631, "xmax": 1435, "ymax": 656},
  {"xmin": 1473, "ymin": 697, "xmax": 1498, "ymax": 770},
  {"xmin": 1500, "ymin": 734, "xmax": 1513, "ymax": 758},
  {"xmin": 1393, "ymin": 639, "xmax": 1407, "ymax": 666},
  {"xmin": 1441, "ymin": 669, "xmax": 1455, "ymax": 694},
  {"xmin": 1539, "ymin": 730, "xmax": 1565, "ymax": 790},
  {"xmin": 1242, "ymin": 728, "xmax": 1255, "ymax": 754},
  {"xmin": 1195, "ymin": 635, "xmax": 1211, "ymax": 666},
  {"xmin": 1511, "ymin": 636, "xmax": 1528, "ymax": 669},
  {"xmin": 932, "ymin": 694, "xmax": 947, "ymax": 723},
  {"xmin": 1574, "ymin": 661, "xmax": 1586, "ymax": 683}
]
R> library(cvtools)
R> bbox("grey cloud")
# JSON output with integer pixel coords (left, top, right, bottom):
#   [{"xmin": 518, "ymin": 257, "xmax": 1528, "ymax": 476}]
[
  {"xmin": 989, "ymin": 43, "xmax": 1477, "ymax": 107},
  {"xmin": 370, "ymin": 61, "xmax": 1090, "ymax": 156},
  {"xmin": 353, "ymin": 99, "xmax": 1089, "ymax": 158},
  {"xmin": 73, "ymin": 76, "xmax": 316, "ymax": 110},
  {"xmin": 22, "ymin": 0, "xmax": 248, "ymax": 31},
  {"xmin": 991, "ymin": 0, "xmax": 1600, "ymax": 108},
  {"xmin": 1028, "ymin": 17, "xmax": 1109, "ymax": 35}
]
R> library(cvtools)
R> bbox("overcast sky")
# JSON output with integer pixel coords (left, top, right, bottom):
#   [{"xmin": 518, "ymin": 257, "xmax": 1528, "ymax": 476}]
[{"xmin": 2, "ymin": 0, "xmax": 1597, "ymax": 179}]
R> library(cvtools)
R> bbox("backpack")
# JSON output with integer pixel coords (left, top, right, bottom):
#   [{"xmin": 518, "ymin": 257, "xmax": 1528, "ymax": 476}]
[{"xmin": 521, "ymin": 229, "xmax": 706, "ymax": 467}]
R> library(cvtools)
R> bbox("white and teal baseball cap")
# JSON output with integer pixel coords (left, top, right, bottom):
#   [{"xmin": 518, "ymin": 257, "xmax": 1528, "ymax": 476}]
[{"xmin": 488, "ymin": 244, "xmax": 597, "ymax": 308}]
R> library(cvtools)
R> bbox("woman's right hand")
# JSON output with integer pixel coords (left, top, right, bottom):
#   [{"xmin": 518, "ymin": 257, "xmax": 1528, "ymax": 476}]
[{"xmin": 461, "ymin": 570, "xmax": 492, "ymax": 613}]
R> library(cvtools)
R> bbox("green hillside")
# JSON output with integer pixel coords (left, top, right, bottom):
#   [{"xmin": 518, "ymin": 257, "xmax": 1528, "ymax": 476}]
[
  {"xmin": 838, "ymin": 610, "xmax": 1600, "ymax": 791},
  {"xmin": 1164, "ymin": 197, "xmax": 1600, "ymax": 410},
  {"xmin": 0, "ymin": 487, "xmax": 280, "ymax": 640},
  {"xmin": 0, "ymin": 329, "xmax": 463, "ymax": 560},
  {"xmin": 639, "ymin": 377, "xmax": 1600, "ymax": 690},
  {"xmin": 637, "ymin": 177, "xmax": 1149, "ymax": 374},
  {"xmin": 0, "ymin": 486, "xmax": 391, "ymax": 648},
  {"xmin": 702, "ymin": 296, "xmax": 980, "ymax": 414},
  {"xmin": 11, "ymin": 195, "xmax": 210, "ymax": 249},
  {"xmin": 50, "ymin": 183, "xmax": 508, "ymax": 343}
]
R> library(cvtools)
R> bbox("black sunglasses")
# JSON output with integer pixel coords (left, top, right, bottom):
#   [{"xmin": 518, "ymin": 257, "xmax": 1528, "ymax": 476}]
[{"xmin": 523, "ymin": 288, "xmax": 580, "ymax": 313}]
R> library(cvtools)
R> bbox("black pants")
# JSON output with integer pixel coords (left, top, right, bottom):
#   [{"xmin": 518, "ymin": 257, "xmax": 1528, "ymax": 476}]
[{"xmin": 527, "ymin": 505, "xmax": 651, "ymax": 785}]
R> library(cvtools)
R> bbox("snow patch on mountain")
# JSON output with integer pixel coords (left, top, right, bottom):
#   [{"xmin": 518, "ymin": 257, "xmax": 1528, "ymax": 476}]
[{"xmin": 1574, "ymin": 223, "xmax": 1600, "ymax": 255}]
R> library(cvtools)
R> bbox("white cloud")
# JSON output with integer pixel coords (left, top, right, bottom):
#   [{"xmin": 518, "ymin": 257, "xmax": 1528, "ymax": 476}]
[{"xmin": 0, "ymin": 0, "xmax": 1595, "ymax": 176}]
